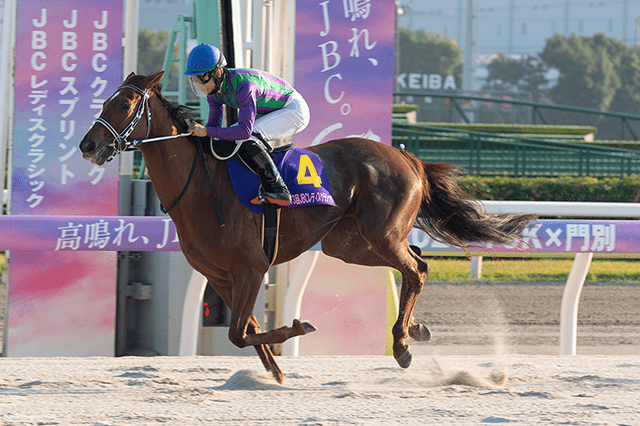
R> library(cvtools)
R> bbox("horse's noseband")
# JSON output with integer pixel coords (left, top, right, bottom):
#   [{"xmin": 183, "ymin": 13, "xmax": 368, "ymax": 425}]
[{"xmin": 94, "ymin": 84, "xmax": 151, "ymax": 163}]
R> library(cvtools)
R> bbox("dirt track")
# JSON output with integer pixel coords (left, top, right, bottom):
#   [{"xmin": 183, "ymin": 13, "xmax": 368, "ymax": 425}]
[
  {"xmin": 411, "ymin": 282, "xmax": 640, "ymax": 354},
  {"xmin": 1, "ymin": 282, "xmax": 639, "ymax": 355}
]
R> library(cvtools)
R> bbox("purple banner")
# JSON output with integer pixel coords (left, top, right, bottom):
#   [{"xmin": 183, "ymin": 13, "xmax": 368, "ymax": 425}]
[
  {"xmin": 12, "ymin": 4, "xmax": 121, "ymax": 214},
  {"xmin": 294, "ymin": 0, "xmax": 395, "ymax": 147},
  {"xmin": 9, "ymin": 1, "xmax": 123, "ymax": 357},
  {"xmin": 410, "ymin": 220, "xmax": 631, "ymax": 254},
  {"xmin": 0, "ymin": 216, "xmax": 180, "ymax": 251},
  {"xmin": 3, "ymin": 217, "xmax": 639, "ymax": 254}
]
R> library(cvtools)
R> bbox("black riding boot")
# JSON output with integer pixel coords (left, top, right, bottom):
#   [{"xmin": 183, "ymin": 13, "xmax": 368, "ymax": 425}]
[{"xmin": 238, "ymin": 140, "xmax": 292, "ymax": 206}]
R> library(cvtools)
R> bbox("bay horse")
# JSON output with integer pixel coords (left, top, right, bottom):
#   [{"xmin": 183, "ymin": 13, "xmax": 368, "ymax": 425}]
[{"xmin": 79, "ymin": 71, "xmax": 536, "ymax": 383}]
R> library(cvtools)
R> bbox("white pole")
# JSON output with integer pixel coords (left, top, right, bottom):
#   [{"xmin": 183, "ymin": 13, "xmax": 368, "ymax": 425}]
[
  {"xmin": 0, "ymin": 0, "xmax": 17, "ymax": 357},
  {"xmin": 559, "ymin": 252, "xmax": 593, "ymax": 355},
  {"xmin": 178, "ymin": 270, "xmax": 208, "ymax": 356},
  {"xmin": 123, "ymin": 0, "xmax": 139, "ymax": 75},
  {"xmin": 120, "ymin": 0, "xmax": 139, "ymax": 179},
  {"xmin": 281, "ymin": 0, "xmax": 296, "ymax": 84},
  {"xmin": 281, "ymin": 251, "xmax": 320, "ymax": 356},
  {"xmin": 469, "ymin": 255, "xmax": 482, "ymax": 279},
  {"xmin": 462, "ymin": 0, "xmax": 476, "ymax": 92},
  {"xmin": 0, "ymin": 0, "xmax": 16, "ymax": 201}
]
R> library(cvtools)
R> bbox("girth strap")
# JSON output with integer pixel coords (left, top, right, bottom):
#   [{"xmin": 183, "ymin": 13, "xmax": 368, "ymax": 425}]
[{"xmin": 262, "ymin": 203, "xmax": 281, "ymax": 265}]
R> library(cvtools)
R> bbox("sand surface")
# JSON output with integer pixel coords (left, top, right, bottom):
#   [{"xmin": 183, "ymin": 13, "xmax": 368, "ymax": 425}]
[
  {"xmin": 0, "ymin": 354, "xmax": 639, "ymax": 425},
  {"xmin": 412, "ymin": 282, "xmax": 640, "ymax": 354},
  {"xmin": 0, "ymin": 282, "xmax": 638, "ymax": 425}
]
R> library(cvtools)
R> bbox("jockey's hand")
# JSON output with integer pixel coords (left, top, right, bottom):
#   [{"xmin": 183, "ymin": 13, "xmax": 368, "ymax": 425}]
[{"xmin": 188, "ymin": 122, "xmax": 207, "ymax": 137}]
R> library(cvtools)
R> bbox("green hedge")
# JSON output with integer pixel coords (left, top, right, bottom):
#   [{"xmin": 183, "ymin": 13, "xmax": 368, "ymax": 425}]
[
  {"xmin": 588, "ymin": 140, "xmax": 640, "ymax": 150},
  {"xmin": 460, "ymin": 176, "xmax": 640, "ymax": 202},
  {"xmin": 393, "ymin": 104, "xmax": 419, "ymax": 113},
  {"xmin": 415, "ymin": 123, "xmax": 597, "ymax": 136}
]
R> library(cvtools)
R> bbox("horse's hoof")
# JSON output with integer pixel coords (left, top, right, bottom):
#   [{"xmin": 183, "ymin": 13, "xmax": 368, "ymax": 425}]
[
  {"xmin": 269, "ymin": 367, "xmax": 284, "ymax": 384},
  {"xmin": 300, "ymin": 320, "xmax": 317, "ymax": 334},
  {"xmin": 409, "ymin": 324, "xmax": 432, "ymax": 342},
  {"xmin": 396, "ymin": 349, "xmax": 412, "ymax": 368}
]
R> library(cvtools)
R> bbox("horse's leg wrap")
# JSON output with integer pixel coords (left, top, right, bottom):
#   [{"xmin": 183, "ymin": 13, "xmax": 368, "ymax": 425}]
[{"xmin": 238, "ymin": 140, "xmax": 292, "ymax": 206}]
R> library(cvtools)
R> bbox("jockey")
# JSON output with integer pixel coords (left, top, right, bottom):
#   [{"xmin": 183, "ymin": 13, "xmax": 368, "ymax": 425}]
[{"xmin": 185, "ymin": 43, "xmax": 310, "ymax": 207}]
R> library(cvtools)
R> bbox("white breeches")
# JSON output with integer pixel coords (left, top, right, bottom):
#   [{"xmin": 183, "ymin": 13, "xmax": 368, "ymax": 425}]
[{"xmin": 253, "ymin": 91, "xmax": 310, "ymax": 143}]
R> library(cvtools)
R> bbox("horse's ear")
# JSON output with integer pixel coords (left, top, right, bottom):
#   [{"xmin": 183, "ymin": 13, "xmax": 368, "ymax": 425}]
[
  {"xmin": 145, "ymin": 71, "xmax": 165, "ymax": 89},
  {"xmin": 123, "ymin": 72, "xmax": 136, "ymax": 84}
]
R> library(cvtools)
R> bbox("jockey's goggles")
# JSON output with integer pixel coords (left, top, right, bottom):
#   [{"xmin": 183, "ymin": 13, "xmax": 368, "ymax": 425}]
[
  {"xmin": 189, "ymin": 70, "xmax": 223, "ymax": 97},
  {"xmin": 189, "ymin": 71, "xmax": 213, "ymax": 97}
]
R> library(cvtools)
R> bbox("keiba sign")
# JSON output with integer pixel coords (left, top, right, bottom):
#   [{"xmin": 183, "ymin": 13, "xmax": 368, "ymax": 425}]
[{"xmin": 397, "ymin": 73, "xmax": 457, "ymax": 91}]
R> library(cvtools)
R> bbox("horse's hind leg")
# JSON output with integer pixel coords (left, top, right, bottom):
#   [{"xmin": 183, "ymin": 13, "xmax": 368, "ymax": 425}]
[
  {"xmin": 207, "ymin": 281, "xmax": 284, "ymax": 384},
  {"xmin": 376, "ymin": 242, "xmax": 431, "ymax": 368},
  {"xmin": 392, "ymin": 254, "xmax": 431, "ymax": 366},
  {"xmin": 321, "ymin": 217, "xmax": 431, "ymax": 368}
]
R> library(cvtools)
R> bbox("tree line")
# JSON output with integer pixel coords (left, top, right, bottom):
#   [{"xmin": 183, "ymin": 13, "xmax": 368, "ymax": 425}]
[
  {"xmin": 398, "ymin": 27, "xmax": 640, "ymax": 115},
  {"xmin": 397, "ymin": 27, "xmax": 640, "ymax": 139}
]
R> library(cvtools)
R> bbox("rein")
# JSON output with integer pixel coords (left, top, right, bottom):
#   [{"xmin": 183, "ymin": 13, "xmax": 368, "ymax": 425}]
[{"xmin": 95, "ymin": 83, "xmax": 225, "ymax": 226}]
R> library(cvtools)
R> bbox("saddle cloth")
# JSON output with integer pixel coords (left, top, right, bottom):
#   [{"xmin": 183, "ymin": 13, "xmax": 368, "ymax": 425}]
[{"xmin": 226, "ymin": 147, "xmax": 337, "ymax": 214}]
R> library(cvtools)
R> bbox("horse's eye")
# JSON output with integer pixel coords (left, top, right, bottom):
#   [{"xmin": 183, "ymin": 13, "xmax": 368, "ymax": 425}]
[{"xmin": 121, "ymin": 102, "xmax": 131, "ymax": 111}]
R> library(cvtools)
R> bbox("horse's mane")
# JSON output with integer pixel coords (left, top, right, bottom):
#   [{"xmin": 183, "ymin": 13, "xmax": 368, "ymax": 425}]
[
  {"xmin": 154, "ymin": 86, "xmax": 197, "ymax": 133},
  {"xmin": 125, "ymin": 74, "xmax": 197, "ymax": 133}
]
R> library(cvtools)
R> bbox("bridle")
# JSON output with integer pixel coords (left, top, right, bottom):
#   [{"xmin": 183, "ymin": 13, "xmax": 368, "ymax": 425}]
[
  {"xmin": 93, "ymin": 82, "xmax": 224, "ymax": 225},
  {"xmin": 94, "ymin": 84, "xmax": 191, "ymax": 163},
  {"xmin": 94, "ymin": 84, "xmax": 151, "ymax": 163}
]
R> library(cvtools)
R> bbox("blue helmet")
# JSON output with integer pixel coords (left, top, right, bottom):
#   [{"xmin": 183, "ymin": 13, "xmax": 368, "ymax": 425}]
[{"xmin": 185, "ymin": 44, "xmax": 227, "ymax": 75}]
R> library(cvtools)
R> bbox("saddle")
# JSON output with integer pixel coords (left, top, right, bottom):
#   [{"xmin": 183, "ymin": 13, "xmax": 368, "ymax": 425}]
[{"xmin": 200, "ymin": 137, "xmax": 309, "ymax": 265}]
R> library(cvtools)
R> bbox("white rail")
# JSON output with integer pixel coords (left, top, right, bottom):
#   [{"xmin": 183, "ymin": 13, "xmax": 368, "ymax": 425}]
[
  {"xmin": 481, "ymin": 201, "xmax": 640, "ymax": 355},
  {"xmin": 481, "ymin": 200, "xmax": 640, "ymax": 217}
]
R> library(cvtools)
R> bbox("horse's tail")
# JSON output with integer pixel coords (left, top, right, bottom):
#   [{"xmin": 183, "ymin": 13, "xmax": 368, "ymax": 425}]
[{"xmin": 404, "ymin": 153, "xmax": 537, "ymax": 253}]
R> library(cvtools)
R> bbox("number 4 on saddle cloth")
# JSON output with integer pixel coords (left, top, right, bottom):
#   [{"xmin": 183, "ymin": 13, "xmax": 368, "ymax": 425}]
[
  {"xmin": 226, "ymin": 146, "xmax": 337, "ymax": 264},
  {"xmin": 226, "ymin": 147, "xmax": 337, "ymax": 215}
]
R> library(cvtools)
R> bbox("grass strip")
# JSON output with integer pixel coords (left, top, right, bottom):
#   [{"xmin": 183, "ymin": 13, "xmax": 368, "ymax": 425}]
[{"xmin": 395, "ymin": 257, "xmax": 640, "ymax": 283}]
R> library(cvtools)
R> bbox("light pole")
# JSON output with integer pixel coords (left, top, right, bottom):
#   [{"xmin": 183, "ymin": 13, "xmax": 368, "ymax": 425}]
[
  {"xmin": 395, "ymin": 1, "xmax": 403, "ymax": 93},
  {"xmin": 462, "ymin": 0, "xmax": 477, "ymax": 92}
]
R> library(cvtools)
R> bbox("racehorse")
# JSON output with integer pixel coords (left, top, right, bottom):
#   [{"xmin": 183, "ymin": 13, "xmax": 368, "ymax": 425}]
[{"xmin": 79, "ymin": 71, "xmax": 536, "ymax": 384}]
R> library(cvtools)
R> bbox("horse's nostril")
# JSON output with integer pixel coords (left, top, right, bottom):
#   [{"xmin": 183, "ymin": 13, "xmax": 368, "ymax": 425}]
[{"xmin": 79, "ymin": 138, "xmax": 96, "ymax": 153}]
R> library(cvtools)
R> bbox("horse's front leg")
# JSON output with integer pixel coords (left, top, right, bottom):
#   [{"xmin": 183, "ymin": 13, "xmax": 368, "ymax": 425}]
[
  {"xmin": 241, "ymin": 318, "xmax": 317, "ymax": 346},
  {"xmin": 246, "ymin": 314, "xmax": 285, "ymax": 384},
  {"xmin": 208, "ymin": 280, "xmax": 286, "ymax": 383},
  {"xmin": 227, "ymin": 270, "xmax": 316, "ymax": 348}
]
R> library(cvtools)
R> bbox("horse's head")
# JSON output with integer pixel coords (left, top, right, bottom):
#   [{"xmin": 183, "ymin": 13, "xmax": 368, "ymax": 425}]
[{"xmin": 79, "ymin": 71, "xmax": 165, "ymax": 165}]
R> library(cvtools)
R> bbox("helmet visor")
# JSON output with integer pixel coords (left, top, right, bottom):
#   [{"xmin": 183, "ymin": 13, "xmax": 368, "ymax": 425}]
[{"xmin": 189, "ymin": 75, "xmax": 210, "ymax": 97}]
